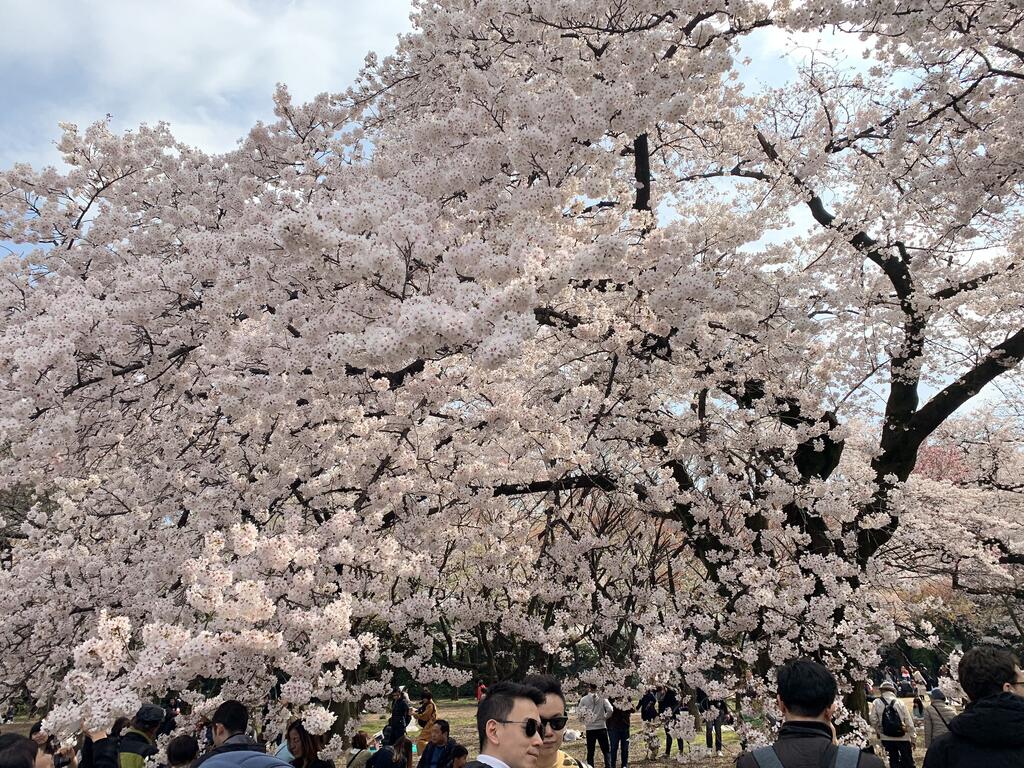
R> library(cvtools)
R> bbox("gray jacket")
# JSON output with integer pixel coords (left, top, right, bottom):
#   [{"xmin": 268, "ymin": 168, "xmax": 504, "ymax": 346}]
[{"xmin": 924, "ymin": 701, "xmax": 956, "ymax": 748}]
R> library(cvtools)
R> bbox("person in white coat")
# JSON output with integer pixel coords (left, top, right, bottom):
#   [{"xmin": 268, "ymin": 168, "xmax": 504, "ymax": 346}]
[
  {"xmin": 577, "ymin": 685, "xmax": 613, "ymax": 768},
  {"xmin": 870, "ymin": 681, "xmax": 917, "ymax": 768}
]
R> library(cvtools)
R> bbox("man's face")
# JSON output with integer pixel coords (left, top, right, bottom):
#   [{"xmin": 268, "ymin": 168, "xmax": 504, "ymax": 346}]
[
  {"xmin": 1004, "ymin": 666, "xmax": 1024, "ymax": 698},
  {"xmin": 452, "ymin": 758, "xmax": 467, "ymax": 768},
  {"xmin": 431, "ymin": 725, "xmax": 447, "ymax": 746},
  {"xmin": 536, "ymin": 694, "xmax": 567, "ymax": 765},
  {"xmin": 212, "ymin": 723, "xmax": 230, "ymax": 747},
  {"xmin": 486, "ymin": 698, "xmax": 543, "ymax": 768}
]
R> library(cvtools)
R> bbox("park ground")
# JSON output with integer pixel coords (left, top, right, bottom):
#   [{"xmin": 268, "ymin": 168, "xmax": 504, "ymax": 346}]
[
  {"xmin": 359, "ymin": 698, "xmax": 932, "ymax": 768},
  {"xmin": 0, "ymin": 697, "xmax": 932, "ymax": 768}
]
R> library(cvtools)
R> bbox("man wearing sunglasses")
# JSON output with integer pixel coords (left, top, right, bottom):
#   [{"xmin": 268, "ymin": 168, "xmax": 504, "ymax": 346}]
[
  {"xmin": 522, "ymin": 676, "xmax": 592, "ymax": 768},
  {"xmin": 469, "ymin": 681, "xmax": 545, "ymax": 768}
]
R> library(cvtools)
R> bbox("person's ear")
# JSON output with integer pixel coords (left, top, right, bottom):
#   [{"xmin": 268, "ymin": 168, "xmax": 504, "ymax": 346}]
[
  {"xmin": 485, "ymin": 720, "xmax": 500, "ymax": 747},
  {"xmin": 823, "ymin": 702, "xmax": 837, "ymax": 720},
  {"xmin": 775, "ymin": 695, "xmax": 787, "ymax": 716}
]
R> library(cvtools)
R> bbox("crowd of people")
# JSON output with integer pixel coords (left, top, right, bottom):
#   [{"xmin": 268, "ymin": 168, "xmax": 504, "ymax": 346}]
[{"xmin": 1, "ymin": 646, "xmax": 1022, "ymax": 768}]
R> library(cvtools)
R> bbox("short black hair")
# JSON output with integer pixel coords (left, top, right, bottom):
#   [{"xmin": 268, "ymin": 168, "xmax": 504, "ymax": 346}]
[
  {"xmin": 435, "ymin": 720, "xmax": 450, "ymax": 736},
  {"xmin": 777, "ymin": 659, "xmax": 838, "ymax": 717},
  {"xmin": 0, "ymin": 734, "xmax": 37, "ymax": 768},
  {"xmin": 959, "ymin": 645, "xmax": 1021, "ymax": 701},
  {"xmin": 166, "ymin": 735, "xmax": 199, "ymax": 767},
  {"xmin": 476, "ymin": 681, "xmax": 544, "ymax": 749},
  {"xmin": 451, "ymin": 746, "xmax": 469, "ymax": 760},
  {"xmin": 212, "ymin": 700, "xmax": 249, "ymax": 735},
  {"xmin": 521, "ymin": 675, "xmax": 565, "ymax": 706}
]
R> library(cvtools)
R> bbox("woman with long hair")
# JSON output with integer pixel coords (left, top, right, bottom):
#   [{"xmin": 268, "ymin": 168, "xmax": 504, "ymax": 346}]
[
  {"xmin": 368, "ymin": 736, "xmax": 411, "ymax": 768},
  {"xmin": 413, "ymin": 690, "xmax": 437, "ymax": 755},
  {"xmin": 287, "ymin": 721, "xmax": 334, "ymax": 768}
]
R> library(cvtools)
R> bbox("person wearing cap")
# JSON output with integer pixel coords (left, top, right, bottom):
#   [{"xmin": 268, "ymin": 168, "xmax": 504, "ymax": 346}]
[
  {"xmin": 869, "ymin": 681, "xmax": 916, "ymax": 768},
  {"xmin": 118, "ymin": 704, "xmax": 165, "ymax": 768}
]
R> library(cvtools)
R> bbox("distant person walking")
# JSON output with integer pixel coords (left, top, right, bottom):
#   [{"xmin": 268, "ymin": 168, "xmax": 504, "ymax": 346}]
[
  {"xmin": 577, "ymin": 685, "xmax": 612, "ymax": 768},
  {"xmin": 870, "ymin": 681, "xmax": 916, "ymax": 768}
]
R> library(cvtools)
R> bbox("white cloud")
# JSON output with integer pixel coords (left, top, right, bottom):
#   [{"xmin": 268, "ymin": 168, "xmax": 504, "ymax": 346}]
[{"xmin": 0, "ymin": 0, "xmax": 413, "ymax": 167}]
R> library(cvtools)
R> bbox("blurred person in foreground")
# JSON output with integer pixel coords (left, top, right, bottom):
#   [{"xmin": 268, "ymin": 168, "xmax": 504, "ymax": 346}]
[{"xmin": 923, "ymin": 645, "xmax": 1024, "ymax": 768}]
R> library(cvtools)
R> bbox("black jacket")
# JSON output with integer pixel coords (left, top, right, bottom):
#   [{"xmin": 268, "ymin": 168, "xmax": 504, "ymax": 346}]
[
  {"xmin": 416, "ymin": 741, "xmax": 456, "ymax": 768},
  {"xmin": 736, "ymin": 721, "xmax": 884, "ymax": 768},
  {"xmin": 83, "ymin": 736, "xmax": 120, "ymax": 768},
  {"xmin": 389, "ymin": 698, "xmax": 411, "ymax": 736},
  {"xmin": 923, "ymin": 692, "xmax": 1024, "ymax": 768},
  {"xmin": 657, "ymin": 689, "xmax": 680, "ymax": 716},
  {"xmin": 417, "ymin": 741, "xmax": 462, "ymax": 768},
  {"xmin": 639, "ymin": 692, "xmax": 658, "ymax": 722}
]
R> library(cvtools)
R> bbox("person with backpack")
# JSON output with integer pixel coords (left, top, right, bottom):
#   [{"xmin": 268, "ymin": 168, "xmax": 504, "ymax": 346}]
[
  {"xmin": 737, "ymin": 659, "xmax": 883, "ymax": 768},
  {"xmin": 922, "ymin": 690, "xmax": 955, "ymax": 750},
  {"xmin": 870, "ymin": 681, "xmax": 916, "ymax": 768}
]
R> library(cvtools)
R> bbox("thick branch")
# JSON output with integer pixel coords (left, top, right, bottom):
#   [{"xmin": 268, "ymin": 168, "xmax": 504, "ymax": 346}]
[{"xmin": 633, "ymin": 133, "xmax": 651, "ymax": 212}]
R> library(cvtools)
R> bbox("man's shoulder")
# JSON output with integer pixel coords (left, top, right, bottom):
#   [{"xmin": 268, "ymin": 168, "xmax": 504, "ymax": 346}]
[
  {"xmin": 736, "ymin": 744, "xmax": 884, "ymax": 768},
  {"xmin": 856, "ymin": 749, "xmax": 885, "ymax": 768},
  {"xmin": 556, "ymin": 751, "xmax": 588, "ymax": 768},
  {"xmin": 195, "ymin": 748, "xmax": 287, "ymax": 768}
]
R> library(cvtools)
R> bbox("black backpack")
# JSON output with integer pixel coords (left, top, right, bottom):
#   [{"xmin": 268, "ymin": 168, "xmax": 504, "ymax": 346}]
[{"xmin": 881, "ymin": 699, "xmax": 906, "ymax": 737}]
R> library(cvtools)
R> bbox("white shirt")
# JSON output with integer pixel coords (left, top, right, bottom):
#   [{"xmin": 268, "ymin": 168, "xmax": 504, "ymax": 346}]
[{"xmin": 476, "ymin": 755, "xmax": 512, "ymax": 768}]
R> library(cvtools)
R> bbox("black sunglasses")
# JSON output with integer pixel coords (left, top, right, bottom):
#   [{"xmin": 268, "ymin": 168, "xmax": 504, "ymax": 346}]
[
  {"xmin": 495, "ymin": 718, "xmax": 543, "ymax": 737},
  {"xmin": 540, "ymin": 715, "xmax": 569, "ymax": 732}
]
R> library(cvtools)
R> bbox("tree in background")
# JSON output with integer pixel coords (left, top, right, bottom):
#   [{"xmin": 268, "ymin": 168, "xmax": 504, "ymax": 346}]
[{"xmin": 1, "ymin": 0, "xmax": 1023, "ymax": 747}]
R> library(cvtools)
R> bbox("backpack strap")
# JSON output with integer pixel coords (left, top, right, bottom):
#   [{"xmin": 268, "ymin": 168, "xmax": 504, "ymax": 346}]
[
  {"xmin": 833, "ymin": 746, "xmax": 860, "ymax": 768},
  {"xmin": 751, "ymin": 747, "xmax": 785, "ymax": 768}
]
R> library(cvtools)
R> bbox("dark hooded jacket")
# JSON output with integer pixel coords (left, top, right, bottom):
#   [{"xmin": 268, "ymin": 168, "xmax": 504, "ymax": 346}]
[{"xmin": 923, "ymin": 692, "xmax": 1024, "ymax": 768}]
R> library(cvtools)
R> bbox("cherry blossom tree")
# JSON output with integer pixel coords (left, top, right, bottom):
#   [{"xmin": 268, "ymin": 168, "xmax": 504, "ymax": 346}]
[{"xmin": 1, "ymin": 0, "xmax": 1023, "ymax": 747}]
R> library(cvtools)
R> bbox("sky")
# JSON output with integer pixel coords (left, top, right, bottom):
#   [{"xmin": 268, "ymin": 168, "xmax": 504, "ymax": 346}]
[
  {"xmin": 0, "ymin": 2, "xmax": 1008, "ymax": 413},
  {"xmin": 0, "ymin": 1, "xmax": 870, "ymax": 171},
  {"xmin": 0, "ymin": 0, "xmax": 414, "ymax": 169}
]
